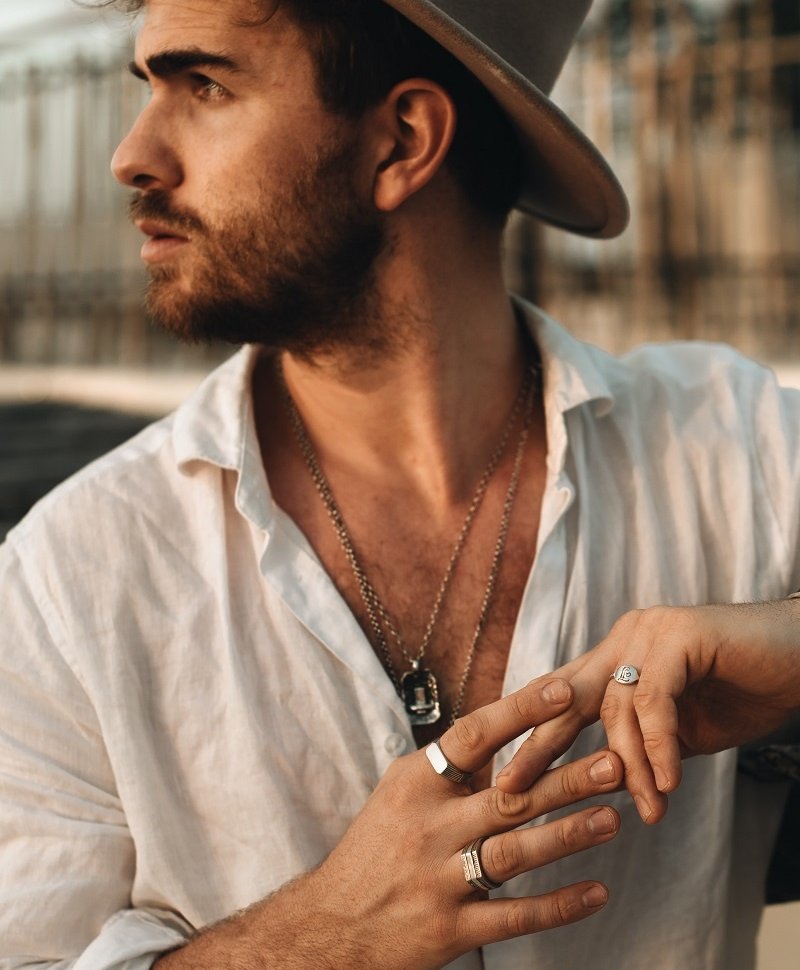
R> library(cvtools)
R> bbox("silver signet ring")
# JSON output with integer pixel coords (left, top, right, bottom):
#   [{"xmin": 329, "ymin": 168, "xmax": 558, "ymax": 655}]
[
  {"xmin": 426, "ymin": 739, "xmax": 473, "ymax": 785},
  {"xmin": 611, "ymin": 665, "xmax": 641, "ymax": 685}
]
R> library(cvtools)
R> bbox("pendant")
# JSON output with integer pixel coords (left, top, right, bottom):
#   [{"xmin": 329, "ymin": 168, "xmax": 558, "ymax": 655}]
[{"xmin": 401, "ymin": 666, "xmax": 441, "ymax": 726}]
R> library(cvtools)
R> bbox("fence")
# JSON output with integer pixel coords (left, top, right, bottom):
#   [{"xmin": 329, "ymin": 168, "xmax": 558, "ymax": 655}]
[
  {"xmin": 0, "ymin": 50, "xmax": 220, "ymax": 367},
  {"xmin": 509, "ymin": 0, "xmax": 800, "ymax": 359},
  {"xmin": 2, "ymin": 0, "xmax": 800, "ymax": 366}
]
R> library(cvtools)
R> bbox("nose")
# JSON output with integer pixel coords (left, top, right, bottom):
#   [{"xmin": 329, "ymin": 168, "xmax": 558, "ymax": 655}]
[{"xmin": 111, "ymin": 106, "xmax": 183, "ymax": 190}]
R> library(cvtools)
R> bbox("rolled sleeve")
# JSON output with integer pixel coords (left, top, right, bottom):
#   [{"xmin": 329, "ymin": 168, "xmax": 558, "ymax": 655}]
[
  {"xmin": 70, "ymin": 909, "xmax": 191, "ymax": 970},
  {"xmin": 0, "ymin": 541, "xmax": 191, "ymax": 968},
  {"xmin": 750, "ymin": 375, "xmax": 800, "ymax": 590}
]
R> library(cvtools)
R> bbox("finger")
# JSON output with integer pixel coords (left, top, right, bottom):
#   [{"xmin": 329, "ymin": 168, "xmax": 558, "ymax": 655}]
[
  {"xmin": 602, "ymin": 642, "xmax": 692, "ymax": 819},
  {"xmin": 633, "ymin": 668, "xmax": 685, "ymax": 795},
  {"xmin": 493, "ymin": 651, "xmax": 620, "ymax": 795},
  {"xmin": 601, "ymin": 681, "xmax": 667, "ymax": 823},
  {"xmin": 459, "ymin": 883, "xmax": 609, "ymax": 949},
  {"xmin": 494, "ymin": 709, "xmax": 586, "ymax": 794},
  {"xmin": 457, "ymin": 750, "xmax": 623, "ymax": 839},
  {"xmin": 437, "ymin": 677, "xmax": 574, "ymax": 778},
  {"xmin": 453, "ymin": 805, "xmax": 620, "ymax": 895}
]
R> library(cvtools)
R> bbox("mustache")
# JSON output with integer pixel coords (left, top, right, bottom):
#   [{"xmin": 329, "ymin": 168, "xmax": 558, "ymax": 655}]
[{"xmin": 129, "ymin": 191, "xmax": 205, "ymax": 234}]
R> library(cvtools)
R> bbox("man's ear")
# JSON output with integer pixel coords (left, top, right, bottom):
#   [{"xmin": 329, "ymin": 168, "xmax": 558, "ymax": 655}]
[{"xmin": 368, "ymin": 79, "xmax": 457, "ymax": 212}]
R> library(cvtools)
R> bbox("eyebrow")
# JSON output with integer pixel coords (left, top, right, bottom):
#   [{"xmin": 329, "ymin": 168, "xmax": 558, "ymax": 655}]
[{"xmin": 128, "ymin": 48, "xmax": 242, "ymax": 81}]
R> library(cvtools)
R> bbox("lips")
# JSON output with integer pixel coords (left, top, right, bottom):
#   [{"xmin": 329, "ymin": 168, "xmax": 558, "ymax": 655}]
[
  {"xmin": 135, "ymin": 220, "xmax": 190, "ymax": 263},
  {"xmin": 135, "ymin": 219, "xmax": 189, "ymax": 241}
]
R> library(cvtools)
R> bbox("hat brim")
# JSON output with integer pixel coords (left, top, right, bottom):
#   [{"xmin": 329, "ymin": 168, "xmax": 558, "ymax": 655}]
[{"xmin": 382, "ymin": 0, "xmax": 629, "ymax": 238}]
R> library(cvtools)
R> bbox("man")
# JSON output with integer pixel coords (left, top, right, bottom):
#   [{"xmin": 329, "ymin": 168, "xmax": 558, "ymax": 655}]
[{"xmin": 1, "ymin": 1, "xmax": 798, "ymax": 968}]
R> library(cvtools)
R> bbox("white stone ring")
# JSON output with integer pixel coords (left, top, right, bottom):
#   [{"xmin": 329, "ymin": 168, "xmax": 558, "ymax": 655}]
[
  {"xmin": 425, "ymin": 739, "xmax": 473, "ymax": 785},
  {"xmin": 611, "ymin": 664, "xmax": 641, "ymax": 685}
]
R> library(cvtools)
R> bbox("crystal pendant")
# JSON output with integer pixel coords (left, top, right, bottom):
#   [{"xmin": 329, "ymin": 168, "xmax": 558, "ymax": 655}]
[{"xmin": 401, "ymin": 666, "xmax": 441, "ymax": 726}]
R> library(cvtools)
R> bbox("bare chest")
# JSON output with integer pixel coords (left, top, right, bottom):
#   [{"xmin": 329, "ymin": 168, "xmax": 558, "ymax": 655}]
[{"xmin": 307, "ymin": 471, "xmax": 543, "ymax": 745}]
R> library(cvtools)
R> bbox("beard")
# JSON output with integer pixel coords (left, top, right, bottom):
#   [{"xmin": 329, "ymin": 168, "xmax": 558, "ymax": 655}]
[{"xmin": 129, "ymin": 136, "xmax": 388, "ymax": 357}]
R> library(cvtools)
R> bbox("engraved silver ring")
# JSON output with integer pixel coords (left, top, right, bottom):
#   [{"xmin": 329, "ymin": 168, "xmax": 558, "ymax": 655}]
[
  {"xmin": 461, "ymin": 837, "xmax": 502, "ymax": 892},
  {"xmin": 425, "ymin": 739, "xmax": 473, "ymax": 785},
  {"xmin": 611, "ymin": 664, "xmax": 640, "ymax": 685}
]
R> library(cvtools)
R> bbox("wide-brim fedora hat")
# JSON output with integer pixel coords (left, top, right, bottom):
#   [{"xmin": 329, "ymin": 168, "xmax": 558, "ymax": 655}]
[{"xmin": 381, "ymin": 0, "xmax": 629, "ymax": 238}]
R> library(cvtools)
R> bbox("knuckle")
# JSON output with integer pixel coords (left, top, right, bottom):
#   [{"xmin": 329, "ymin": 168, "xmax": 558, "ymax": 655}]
[
  {"xmin": 505, "ymin": 688, "xmax": 536, "ymax": 723},
  {"xmin": 560, "ymin": 764, "xmax": 589, "ymax": 801},
  {"xmin": 639, "ymin": 605, "xmax": 665, "ymax": 624},
  {"xmin": 502, "ymin": 900, "xmax": 533, "ymax": 938},
  {"xmin": 554, "ymin": 889, "xmax": 581, "ymax": 925},
  {"xmin": 487, "ymin": 787, "xmax": 527, "ymax": 823},
  {"xmin": 449, "ymin": 712, "xmax": 488, "ymax": 757},
  {"xmin": 609, "ymin": 608, "xmax": 644, "ymax": 637},
  {"xmin": 634, "ymin": 688, "xmax": 671, "ymax": 724},
  {"xmin": 635, "ymin": 687, "xmax": 678, "ymax": 728},
  {"xmin": 641, "ymin": 604, "xmax": 672, "ymax": 625},
  {"xmin": 632, "ymin": 683, "xmax": 659, "ymax": 709},
  {"xmin": 641, "ymin": 728, "xmax": 671, "ymax": 752},
  {"xmin": 428, "ymin": 905, "xmax": 457, "ymax": 948},
  {"xmin": 600, "ymin": 691, "xmax": 625, "ymax": 722},
  {"xmin": 374, "ymin": 760, "xmax": 403, "ymax": 800},
  {"xmin": 485, "ymin": 835, "xmax": 522, "ymax": 879},
  {"xmin": 379, "ymin": 776, "xmax": 412, "ymax": 815},
  {"xmin": 553, "ymin": 817, "xmax": 582, "ymax": 854},
  {"xmin": 640, "ymin": 604, "xmax": 685, "ymax": 636},
  {"xmin": 377, "ymin": 755, "xmax": 427, "ymax": 812}
]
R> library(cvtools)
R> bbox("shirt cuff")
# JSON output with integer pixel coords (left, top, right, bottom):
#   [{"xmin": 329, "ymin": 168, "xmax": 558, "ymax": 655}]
[{"xmin": 71, "ymin": 908, "xmax": 193, "ymax": 970}]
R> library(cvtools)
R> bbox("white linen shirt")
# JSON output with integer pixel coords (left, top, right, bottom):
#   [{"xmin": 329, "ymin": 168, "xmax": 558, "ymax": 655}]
[{"xmin": 0, "ymin": 302, "xmax": 797, "ymax": 970}]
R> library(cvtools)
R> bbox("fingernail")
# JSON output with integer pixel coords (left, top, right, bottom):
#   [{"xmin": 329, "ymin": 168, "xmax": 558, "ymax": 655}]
[
  {"xmin": 588, "ymin": 808, "xmax": 617, "ymax": 836},
  {"xmin": 589, "ymin": 755, "xmax": 615, "ymax": 784},
  {"xmin": 654, "ymin": 767, "xmax": 670, "ymax": 792},
  {"xmin": 542, "ymin": 680, "xmax": 570, "ymax": 704},
  {"xmin": 582, "ymin": 885, "xmax": 608, "ymax": 909},
  {"xmin": 635, "ymin": 796, "xmax": 653, "ymax": 822}
]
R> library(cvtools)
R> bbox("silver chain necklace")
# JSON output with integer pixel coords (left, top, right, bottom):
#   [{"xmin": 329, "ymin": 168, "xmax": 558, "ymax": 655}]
[{"xmin": 280, "ymin": 361, "xmax": 536, "ymax": 727}]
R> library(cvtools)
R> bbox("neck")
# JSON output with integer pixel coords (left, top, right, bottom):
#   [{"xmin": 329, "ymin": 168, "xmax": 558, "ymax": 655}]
[
  {"xmin": 286, "ymin": 312, "xmax": 527, "ymax": 506},
  {"xmin": 255, "ymin": 211, "xmax": 538, "ymax": 520}
]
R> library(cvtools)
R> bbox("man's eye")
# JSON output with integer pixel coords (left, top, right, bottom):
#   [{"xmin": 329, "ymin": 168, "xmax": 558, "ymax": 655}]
[{"xmin": 191, "ymin": 74, "xmax": 229, "ymax": 100}]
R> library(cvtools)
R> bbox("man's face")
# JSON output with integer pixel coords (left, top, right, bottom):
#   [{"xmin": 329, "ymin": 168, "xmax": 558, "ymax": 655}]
[{"xmin": 112, "ymin": 0, "xmax": 385, "ymax": 353}]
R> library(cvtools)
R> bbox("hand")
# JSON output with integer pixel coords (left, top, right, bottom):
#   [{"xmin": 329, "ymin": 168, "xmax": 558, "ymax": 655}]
[
  {"xmin": 496, "ymin": 602, "xmax": 800, "ymax": 825},
  {"xmin": 303, "ymin": 678, "xmax": 622, "ymax": 969},
  {"xmin": 157, "ymin": 678, "xmax": 623, "ymax": 970}
]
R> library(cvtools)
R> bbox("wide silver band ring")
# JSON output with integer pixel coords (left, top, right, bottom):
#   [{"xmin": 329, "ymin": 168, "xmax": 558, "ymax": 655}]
[
  {"xmin": 461, "ymin": 837, "xmax": 502, "ymax": 892},
  {"xmin": 425, "ymin": 739, "xmax": 473, "ymax": 785},
  {"xmin": 611, "ymin": 664, "xmax": 640, "ymax": 685}
]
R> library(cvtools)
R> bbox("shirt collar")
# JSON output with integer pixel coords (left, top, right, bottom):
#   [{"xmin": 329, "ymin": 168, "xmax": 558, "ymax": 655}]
[
  {"xmin": 170, "ymin": 300, "xmax": 616, "ymax": 517},
  {"xmin": 173, "ymin": 345, "xmax": 274, "ymax": 531},
  {"xmin": 514, "ymin": 297, "xmax": 615, "ymax": 418}
]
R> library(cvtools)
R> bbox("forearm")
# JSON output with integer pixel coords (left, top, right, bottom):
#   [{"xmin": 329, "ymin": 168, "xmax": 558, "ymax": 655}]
[{"xmin": 155, "ymin": 870, "xmax": 372, "ymax": 970}]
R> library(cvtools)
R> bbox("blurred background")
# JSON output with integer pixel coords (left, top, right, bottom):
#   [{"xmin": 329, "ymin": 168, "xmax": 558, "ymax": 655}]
[
  {"xmin": 0, "ymin": 1, "xmax": 798, "ymax": 963},
  {"xmin": 3, "ymin": 0, "xmax": 800, "ymax": 376}
]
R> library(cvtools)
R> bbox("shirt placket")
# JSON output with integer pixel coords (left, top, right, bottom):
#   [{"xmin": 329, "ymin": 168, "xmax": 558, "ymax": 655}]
[
  {"xmin": 491, "ymin": 408, "xmax": 576, "ymax": 785},
  {"xmin": 258, "ymin": 508, "xmax": 414, "ymax": 764}
]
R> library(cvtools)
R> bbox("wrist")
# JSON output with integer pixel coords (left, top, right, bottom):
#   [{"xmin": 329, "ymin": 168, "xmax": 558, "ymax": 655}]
[{"xmin": 154, "ymin": 868, "xmax": 368, "ymax": 970}]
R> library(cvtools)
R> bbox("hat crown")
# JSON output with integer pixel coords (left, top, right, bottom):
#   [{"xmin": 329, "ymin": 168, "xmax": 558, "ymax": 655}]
[{"xmin": 409, "ymin": 0, "xmax": 592, "ymax": 94}]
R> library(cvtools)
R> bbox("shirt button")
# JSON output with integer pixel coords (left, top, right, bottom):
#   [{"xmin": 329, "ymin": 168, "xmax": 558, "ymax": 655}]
[{"xmin": 384, "ymin": 733, "xmax": 408, "ymax": 756}]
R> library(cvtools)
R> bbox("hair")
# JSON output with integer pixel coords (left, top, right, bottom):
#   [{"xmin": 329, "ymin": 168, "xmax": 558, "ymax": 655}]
[{"xmin": 102, "ymin": 0, "xmax": 525, "ymax": 223}]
